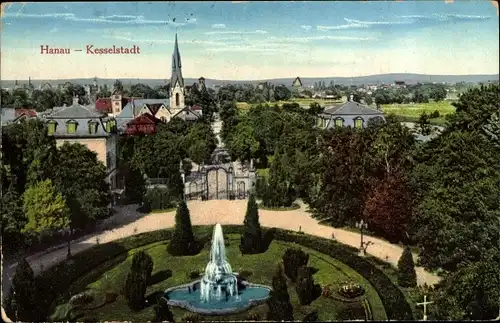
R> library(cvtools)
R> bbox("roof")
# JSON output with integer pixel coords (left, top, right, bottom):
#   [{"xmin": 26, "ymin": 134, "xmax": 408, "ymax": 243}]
[
  {"xmin": 127, "ymin": 113, "xmax": 160, "ymax": 125},
  {"xmin": 118, "ymin": 99, "xmax": 170, "ymax": 119},
  {"xmin": 1, "ymin": 108, "xmax": 16, "ymax": 125},
  {"xmin": 145, "ymin": 103, "xmax": 165, "ymax": 115},
  {"xmin": 171, "ymin": 34, "xmax": 184, "ymax": 88},
  {"xmin": 292, "ymin": 76, "xmax": 303, "ymax": 87},
  {"xmin": 15, "ymin": 109, "xmax": 37, "ymax": 117},
  {"xmin": 44, "ymin": 117, "xmax": 112, "ymax": 138},
  {"xmin": 191, "ymin": 105, "xmax": 202, "ymax": 111},
  {"xmin": 45, "ymin": 102, "xmax": 106, "ymax": 119},
  {"xmin": 95, "ymin": 98, "xmax": 112, "ymax": 113},
  {"xmin": 323, "ymin": 101, "xmax": 384, "ymax": 116}
]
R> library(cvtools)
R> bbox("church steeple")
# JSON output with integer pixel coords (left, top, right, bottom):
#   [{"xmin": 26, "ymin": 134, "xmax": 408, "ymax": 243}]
[{"xmin": 171, "ymin": 33, "xmax": 184, "ymax": 88}]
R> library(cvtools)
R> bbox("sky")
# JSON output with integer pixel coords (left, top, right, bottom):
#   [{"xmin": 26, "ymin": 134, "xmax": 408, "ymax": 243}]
[{"xmin": 1, "ymin": 1, "xmax": 499, "ymax": 80}]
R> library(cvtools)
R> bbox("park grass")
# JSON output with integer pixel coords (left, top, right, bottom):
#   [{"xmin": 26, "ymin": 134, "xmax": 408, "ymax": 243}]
[
  {"xmin": 382, "ymin": 101, "xmax": 455, "ymax": 127},
  {"xmin": 57, "ymin": 235, "xmax": 387, "ymax": 322}
]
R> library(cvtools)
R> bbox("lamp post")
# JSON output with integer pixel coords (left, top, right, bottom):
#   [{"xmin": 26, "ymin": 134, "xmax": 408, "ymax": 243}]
[
  {"xmin": 416, "ymin": 295, "xmax": 433, "ymax": 321},
  {"xmin": 355, "ymin": 219, "xmax": 368, "ymax": 252}
]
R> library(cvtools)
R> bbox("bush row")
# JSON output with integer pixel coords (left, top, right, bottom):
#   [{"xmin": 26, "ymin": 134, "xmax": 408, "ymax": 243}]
[{"xmin": 36, "ymin": 225, "xmax": 412, "ymax": 321}]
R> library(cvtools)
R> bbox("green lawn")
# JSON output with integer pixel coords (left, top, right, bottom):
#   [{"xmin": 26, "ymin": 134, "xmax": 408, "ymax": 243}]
[
  {"xmin": 54, "ymin": 235, "xmax": 387, "ymax": 322},
  {"xmin": 382, "ymin": 101, "xmax": 455, "ymax": 117},
  {"xmin": 236, "ymin": 98, "xmax": 343, "ymax": 110}
]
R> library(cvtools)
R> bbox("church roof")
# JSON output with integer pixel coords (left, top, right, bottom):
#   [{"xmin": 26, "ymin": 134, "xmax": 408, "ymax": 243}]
[
  {"xmin": 323, "ymin": 101, "xmax": 383, "ymax": 116},
  {"xmin": 118, "ymin": 99, "xmax": 170, "ymax": 118},
  {"xmin": 171, "ymin": 33, "xmax": 184, "ymax": 88}
]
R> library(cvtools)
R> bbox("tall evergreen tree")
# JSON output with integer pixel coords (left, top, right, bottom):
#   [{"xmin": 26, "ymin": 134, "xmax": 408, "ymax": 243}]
[
  {"xmin": 124, "ymin": 251, "xmax": 154, "ymax": 311},
  {"xmin": 282, "ymin": 248, "xmax": 309, "ymax": 283},
  {"xmin": 168, "ymin": 200, "xmax": 196, "ymax": 255},
  {"xmin": 6, "ymin": 259, "xmax": 38, "ymax": 321},
  {"xmin": 295, "ymin": 266, "xmax": 316, "ymax": 305},
  {"xmin": 153, "ymin": 296, "xmax": 175, "ymax": 323},
  {"xmin": 266, "ymin": 264, "xmax": 294, "ymax": 322},
  {"xmin": 397, "ymin": 246, "xmax": 417, "ymax": 288},
  {"xmin": 239, "ymin": 193, "xmax": 263, "ymax": 254}
]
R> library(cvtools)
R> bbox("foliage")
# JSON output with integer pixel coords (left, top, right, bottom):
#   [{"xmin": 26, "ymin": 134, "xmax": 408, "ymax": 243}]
[
  {"xmin": 282, "ymin": 248, "xmax": 309, "ymax": 282},
  {"xmin": 124, "ymin": 251, "xmax": 154, "ymax": 311},
  {"xmin": 153, "ymin": 296, "xmax": 175, "ymax": 323},
  {"xmin": 266, "ymin": 264, "xmax": 294, "ymax": 321},
  {"xmin": 123, "ymin": 165, "xmax": 146, "ymax": 204},
  {"xmin": 302, "ymin": 310, "xmax": 319, "ymax": 322},
  {"xmin": 1, "ymin": 185, "xmax": 26, "ymax": 249},
  {"xmin": 181, "ymin": 312, "xmax": 202, "ymax": 322},
  {"xmin": 168, "ymin": 200, "xmax": 197, "ymax": 255},
  {"xmin": 397, "ymin": 247, "xmax": 417, "ymax": 288},
  {"xmin": 295, "ymin": 266, "xmax": 316, "ymax": 305},
  {"xmin": 144, "ymin": 187, "xmax": 179, "ymax": 211},
  {"xmin": 22, "ymin": 179, "xmax": 70, "ymax": 234},
  {"xmin": 239, "ymin": 193, "xmax": 263, "ymax": 254},
  {"xmin": 429, "ymin": 84, "xmax": 447, "ymax": 102},
  {"xmin": 183, "ymin": 121, "xmax": 217, "ymax": 164},
  {"xmin": 261, "ymin": 148, "xmax": 297, "ymax": 207},
  {"xmin": 363, "ymin": 172, "xmax": 413, "ymax": 243},
  {"xmin": 6, "ymin": 259, "xmax": 38, "ymax": 322},
  {"xmin": 54, "ymin": 142, "xmax": 111, "ymax": 230},
  {"xmin": 338, "ymin": 282, "xmax": 365, "ymax": 298}
]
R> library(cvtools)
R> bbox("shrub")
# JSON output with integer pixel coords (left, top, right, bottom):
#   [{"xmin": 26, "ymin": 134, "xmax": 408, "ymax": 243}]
[
  {"xmin": 397, "ymin": 246, "xmax": 417, "ymax": 288},
  {"xmin": 240, "ymin": 194, "xmax": 263, "ymax": 254},
  {"xmin": 188, "ymin": 270, "xmax": 200, "ymax": 279},
  {"xmin": 181, "ymin": 312, "xmax": 202, "ymax": 322},
  {"xmin": 144, "ymin": 187, "xmax": 178, "ymax": 211},
  {"xmin": 168, "ymin": 200, "xmax": 197, "ymax": 256},
  {"xmin": 238, "ymin": 269, "xmax": 253, "ymax": 281},
  {"xmin": 338, "ymin": 282, "xmax": 365, "ymax": 299},
  {"xmin": 153, "ymin": 296, "xmax": 174, "ymax": 323},
  {"xmin": 6, "ymin": 258, "xmax": 39, "ymax": 322},
  {"xmin": 131, "ymin": 251, "xmax": 154, "ymax": 283},
  {"xmin": 69, "ymin": 292, "xmax": 94, "ymax": 307},
  {"xmin": 124, "ymin": 251, "xmax": 154, "ymax": 311},
  {"xmin": 430, "ymin": 110, "xmax": 440, "ymax": 118},
  {"xmin": 267, "ymin": 264, "xmax": 294, "ymax": 321},
  {"xmin": 282, "ymin": 248, "xmax": 309, "ymax": 282},
  {"xmin": 105, "ymin": 291, "xmax": 118, "ymax": 303},
  {"xmin": 321, "ymin": 284, "xmax": 333, "ymax": 298},
  {"xmin": 296, "ymin": 266, "xmax": 316, "ymax": 305}
]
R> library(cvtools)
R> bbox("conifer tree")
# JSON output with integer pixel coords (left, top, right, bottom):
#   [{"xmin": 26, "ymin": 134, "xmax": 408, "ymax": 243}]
[
  {"xmin": 168, "ymin": 200, "xmax": 196, "ymax": 255},
  {"xmin": 240, "ymin": 193, "xmax": 263, "ymax": 254},
  {"xmin": 267, "ymin": 264, "xmax": 294, "ymax": 321},
  {"xmin": 6, "ymin": 259, "xmax": 38, "ymax": 321},
  {"xmin": 397, "ymin": 246, "xmax": 417, "ymax": 287},
  {"xmin": 124, "ymin": 251, "xmax": 154, "ymax": 311},
  {"xmin": 296, "ymin": 266, "xmax": 315, "ymax": 305},
  {"xmin": 153, "ymin": 296, "xmax": 175, "ymax": 323}
]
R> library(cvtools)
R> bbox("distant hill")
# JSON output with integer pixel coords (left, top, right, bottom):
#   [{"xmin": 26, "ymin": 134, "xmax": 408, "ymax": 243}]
[{"xmin": 2, "ymin": 73, "xmax": 498, "ymax": 89}]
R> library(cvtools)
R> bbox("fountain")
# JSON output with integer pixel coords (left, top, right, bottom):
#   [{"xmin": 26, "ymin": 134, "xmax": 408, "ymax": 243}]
[
  {"xmin": 200, "ymin": 223, "xmax": 239, "ymax": 302},
  {"xmin": 164, "ymin": 224, "xmax": 271, "ymax": 315}
]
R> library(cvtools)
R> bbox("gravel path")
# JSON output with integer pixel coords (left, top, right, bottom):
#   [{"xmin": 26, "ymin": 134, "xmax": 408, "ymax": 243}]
[{"xmin": 2, "ymin": 200, "xmax": 441, "ymax": 300}]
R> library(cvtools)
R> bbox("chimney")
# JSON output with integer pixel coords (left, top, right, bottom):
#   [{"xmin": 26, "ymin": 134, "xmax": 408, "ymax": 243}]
[
  {"xmin": 349, "ymin": 94, "xmax": 354, "ymax": 102},
  {"xmin": 73, "ymin": 96, "xmax": 79, "ymax": 105}
]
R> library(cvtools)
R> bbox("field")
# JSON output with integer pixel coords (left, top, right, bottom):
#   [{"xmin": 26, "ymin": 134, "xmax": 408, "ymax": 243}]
[
  {"xmin": 52, "ymin": 234, "xmax": 387, "ymax": 322},
  {"xmin": 381, "ymin": 101, "xmax": 456, "ymax": 126},
  {"xmin": 236, "ymin": 98, "xmax": 343, "ymax": 110}
]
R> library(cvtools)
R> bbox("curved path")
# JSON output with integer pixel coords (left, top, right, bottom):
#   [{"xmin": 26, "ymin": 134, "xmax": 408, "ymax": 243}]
[{"xmin": 2, "ymin": 200, "xmax": 440, "ymax": 301}]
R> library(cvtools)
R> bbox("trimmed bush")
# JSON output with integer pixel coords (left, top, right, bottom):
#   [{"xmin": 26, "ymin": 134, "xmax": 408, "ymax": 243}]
[
  {"xmin": 131, "ymin": 251, "xmax": 154, "ymax": 283},
  {"xmin": 6, "ymin": 259, "xmax": 39, "ymax": 322},
  {"xmin": 144, "ymin": 187, "xmax": 178, "ymax": 211},
  {"xmin": 266, "ymin": 264, "xmax": 294, "ymax": 322},
  {"xmin": 181, "ymin": 312, "xmax": 202, "ymax": 322},
  {"xmin": 240, "ymin": 193, "xmax": 263, "ymax": 254},
  {"xmin": 397, "ymin": 246, "xmax": 417, "ymax": 288},
  {"xmin": 238, "ymin": 269, "xmax": 253, "ymax": 281},
  {"xmin": 153, "ymin": 296, "xmax": 174, "ymax": 323},
  {"xmin": 296, "ymin": 266, "xmax": 316, "ymax": 305},
  {"xmin": 124, "ymin": 271, "xmax": 147, "ymax": 311},
  {"xmin": 245, "ymin": 311, "xmax": 261, "ymax": 321},
  {"xmin": 302, "ymin": 309, "xmax": 319, "ymax": 322},
  {"xmin": 283, "ymin": 247, "xmax": 309, "ymax": 282},
  {"xmin": 188, "ymin": 270, "xmax": 200, "ymax": 279},
  {"xmin": 168, "ymin": 200, "xmax": 197, "ymax": 256}
]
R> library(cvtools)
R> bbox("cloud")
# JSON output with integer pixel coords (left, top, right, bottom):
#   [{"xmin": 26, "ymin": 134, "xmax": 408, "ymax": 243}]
[
  {"xmin": 2, "ymin": 11, "xmax": 198, "ymax": 26},
  {"xmin": 267, "ymin": 35, "xmax": 375, "ymax": 42},
  {"xmin": 211, "ymin": 24, "xmax": 226, "ymax": 29},
  {"xmin": 204, "ymin": 30, "xmax": 268, "ymax": 35},
  {"xmin": 49, "ymin": 27, "xmax": 59, "ymax": 33},
  {"xmin": 400, "ymin": 13, "xmax": 492, "ymax": 22},
  {"xmin": 300, "ymin": 25, "xmax": 312, "ymax": 31}
]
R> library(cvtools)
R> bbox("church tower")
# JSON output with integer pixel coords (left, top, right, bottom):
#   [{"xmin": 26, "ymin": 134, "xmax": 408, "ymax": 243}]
[{"xmin": 170, "ymin": 34, "xmax": 185, "ymax": 113}]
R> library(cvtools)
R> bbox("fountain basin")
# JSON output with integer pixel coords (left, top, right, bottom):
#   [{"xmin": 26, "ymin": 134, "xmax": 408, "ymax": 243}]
[{"xmin": 165, "ymin": 279, "xmax": 271, "ymax": 315}]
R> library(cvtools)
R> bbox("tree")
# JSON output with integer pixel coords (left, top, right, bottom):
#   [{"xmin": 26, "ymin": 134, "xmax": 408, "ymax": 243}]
[
  {"xmin": 266, "ymin": 264, "xmax": 294, "ymax": 321},
  {"xmin": 282, "ymin": 248, "xmax": 309, "ymax": 283},
  {"xmin": 225, "ymin": 118, "xmax": 260, "ymax": 162},
  {"xmin": 1, "ymin": 185, "xmax": 26, "ymax": 251},
  {"xmin": 363, "ymin": 173, "xmax": 413, "ymax": 243},
  {"xmin": 295, "ymin": 266, "xmax": 316, "ymax": 305},
  {"xmin": 239, "ymin": 194, "xmax": 263, "ymax": 254},
  {"xmin": 168, "ymin": 200, "xmax": 197, "ymax": 256},
  {"xmin": 124, "ymin": 165, "xmax": 146, "ymax": 204},
  {"xmin": 429, "ymin": 84, "xmax": 447, "ymax": 102},
  {"xmin": 54, "ymin": 143, "xmax": 111, "ymax": 231},
  {"xmin": 153, "ymin": 296, "xmax": 175, "ymax": 323},
  {"xmin": 364, "ymin": 95, "xmax": 373, "ymax": 106},
  {"xmin": 124, "ymin": 251, "xmax": 154, "ymax": 311},
  {"xmin": 273, "ymin": 84, "xmax": 291, "ymax": 101},
  {"xmin": 262, "ymin": 149, "xmax": 297, "ymax": 208},
  {"xmin": 113, "ymin": 79, "xmax": 124, "ymax": 93},
  {"xmin": 22, "ymin": 179, "xmax": 70, "ymax": 234},
  {"xmin": 397, "ymin": 246, "xmax": 417, "ymax": 287},
  {"xmin": 415, "ymin": 113, "xmax": 433, "ymax": 136},
  {"xmin": 184, "ymin": 122, "xmax": 217, "ymax": 165},
  {"xmin": 5, "ymin": 259, "xmax": 38, "ymax": 321}
]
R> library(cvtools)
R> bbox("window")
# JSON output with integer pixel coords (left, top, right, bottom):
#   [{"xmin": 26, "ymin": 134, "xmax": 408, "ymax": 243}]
[
  {"xmin": 114, "ymin": 102, "xmax": 119, "ymax": 106},
  {"xmin": 88, "ymin": 122, "xmax": 98, "ymax": 134},
  {"xmin": 106, "ymin": 119, "xmax": 116, "ymax": 132},
  {"xmin": 66, "ymin": 122, "xmax": 77, "ymax": 134},
  {"xmin": 335, "ymin": 118, "xmax": 344, "ymax": 128},
  {"xmin": 47, "ymin": 121, "xmax": 56, "ymax": 135},
  {"xmin": 175, "ymin": 93, "xmax": 180, "ymax": 106},
  {"xmin": 354, "ymin": 118, "xmax": 364, "ymax": 129},
  {"xmin": 161, "ymin": 117, "xmax": 167, "ymax": 123}
]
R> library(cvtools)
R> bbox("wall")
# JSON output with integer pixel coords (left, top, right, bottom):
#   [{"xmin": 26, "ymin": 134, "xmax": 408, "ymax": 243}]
[
  {"xmin": 56, "ymin": 138, "xmax": 107, "ymax": 166},
  {"xmin": 326, "ymin": 114, "xmax": 385, "ymax": 128}
]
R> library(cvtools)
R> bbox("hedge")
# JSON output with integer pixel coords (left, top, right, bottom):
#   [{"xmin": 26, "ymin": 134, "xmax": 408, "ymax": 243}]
[{"xmin": 35, "ymin": 225, "xmax": 412, "ymax": 321}]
